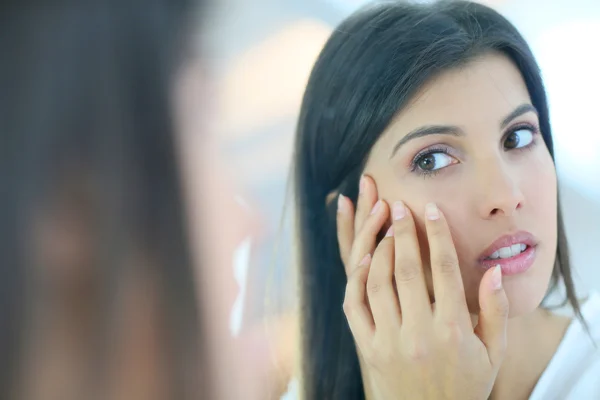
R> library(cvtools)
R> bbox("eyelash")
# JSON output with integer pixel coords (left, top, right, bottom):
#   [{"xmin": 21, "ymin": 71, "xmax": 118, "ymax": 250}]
[
  {"xmin": 410, "ymin": 123, "xmax": 541, "ymax": 178},
  {"xmin": 410, "ymin": 146, "xmax": 452, "ymax": 179},
  {"xmin": 504, "ymin": 122, "xmax": 540, "ymax": 148}
]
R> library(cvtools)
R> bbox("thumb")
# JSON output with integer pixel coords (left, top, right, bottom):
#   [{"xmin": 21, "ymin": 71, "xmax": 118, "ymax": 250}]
[{"xmin": 475, "ymin": 265, "xmax": 509, "ymax": 367}]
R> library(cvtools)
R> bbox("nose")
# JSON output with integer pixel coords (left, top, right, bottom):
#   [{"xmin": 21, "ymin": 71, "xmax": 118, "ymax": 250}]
[{"xmin": 476, "ymin": 160, "xmax": 525, "ymax": 219}]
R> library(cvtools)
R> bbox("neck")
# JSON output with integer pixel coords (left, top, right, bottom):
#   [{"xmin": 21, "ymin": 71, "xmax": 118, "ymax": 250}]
[{"xmin": 490, "ymin": 307, "xmax": 571, "ymax": 400}]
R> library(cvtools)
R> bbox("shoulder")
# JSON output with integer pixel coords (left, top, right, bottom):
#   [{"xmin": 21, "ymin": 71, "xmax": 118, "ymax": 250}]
[
  {"xmin": 530, "ymin": 292, "xmax": 600, "ymax": 400},
  {"xmin": 577, "ymin": 292, "xmax": 600, "ymax": 341}
]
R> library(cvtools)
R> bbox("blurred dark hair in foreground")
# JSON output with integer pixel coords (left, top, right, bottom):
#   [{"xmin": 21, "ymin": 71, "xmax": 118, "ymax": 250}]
[{"xmin": 0, "ymin": 1, "xmax": 207, "ymax": 399}]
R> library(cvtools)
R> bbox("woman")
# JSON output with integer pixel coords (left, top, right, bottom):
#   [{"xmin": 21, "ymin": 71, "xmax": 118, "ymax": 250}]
[
  {"xmin": 0, "ymin": 1, "xmax": 261, "ymax": 399},
  {"xmin": 293, "ymin": 1, "xmax": 600, "ymax": 399}
]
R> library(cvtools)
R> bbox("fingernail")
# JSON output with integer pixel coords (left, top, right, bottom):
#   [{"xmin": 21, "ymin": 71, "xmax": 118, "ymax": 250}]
[
  {"xmin": 425, "ymin": 203, "xmax": 440, "ymax": 220},
  {"xmin": 337, "ymin": 194, "xmax": 347, "ymax": 214},
  {"xmin": 491, "ymin": 265, "xmax": 503, "ymax": 290},
  {"xmin": 385, "ymin": 226, "xmax": 394, "ymax": 237},
  {"xmin": 370, "ymin": 200, "xmax": 381, "ymax": 215},
  {"xmin": 359, "ymin": 175, "xmax": 366, "ymax": 195},
  {"xmin": 393, "ymin": 201, "xmax": 406, "ymax": 220},
  {"xmin": 359, "ymin": 253, "xmax": 372, "ymax": 266}
]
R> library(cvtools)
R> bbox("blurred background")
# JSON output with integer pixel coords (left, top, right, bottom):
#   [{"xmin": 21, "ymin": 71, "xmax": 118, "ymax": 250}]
[
  {"xmin": 203, "ymin": 0, "xmax": 600, "ymax": 355},
  {"xmin": 5, "ymin": 1, "xmax": 598, "ymax": 399},
  {"xmin": 193, "ymin": 0, "xmax": 600, "ymax": 395}
]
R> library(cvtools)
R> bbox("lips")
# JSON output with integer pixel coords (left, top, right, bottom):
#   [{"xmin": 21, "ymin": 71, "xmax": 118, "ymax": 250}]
[{"xmin": 478, "ymin": 231, "xmax": 538, "ymax": 276}]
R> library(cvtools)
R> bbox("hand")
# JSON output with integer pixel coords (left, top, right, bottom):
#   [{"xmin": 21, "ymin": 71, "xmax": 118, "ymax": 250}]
[{"xmin": 337, "ymin": 175, "xmax": 509, "ymax": 400}]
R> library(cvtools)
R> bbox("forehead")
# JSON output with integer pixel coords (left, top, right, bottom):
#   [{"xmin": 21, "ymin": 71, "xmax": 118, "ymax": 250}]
[{"xmin": 380, "ymin": 52, "xmax": 532, "ymax": 142}]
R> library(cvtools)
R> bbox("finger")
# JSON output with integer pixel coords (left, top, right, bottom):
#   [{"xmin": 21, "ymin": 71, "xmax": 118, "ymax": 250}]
[
  {"xmin": 343, "ymin": 254, "xmax": 375, "ymax": 346},
  {"xmin": 355, "ymin": 175, "xmax": 379, "ymax": 234},
  {"xmin": 337, "ymin": 194, "xmax": 355, "ymax": 272},
  {"xmin": 348, "ymin": 200, "xmax": 389, "ymax": 272},
  {"xmin": 391, "ymin": 201, "xmax": 431, "ymax": 328},
  {"xmin": 475, "ymin": 265, "xmax": 509, "ymax": 367},
  {"xmin": 367, "ymin": 232, "xmax": 402, "ymax": 330},
  {"xmin": 425, "ymin": 203, "xmax": 471, "ymax": 329}
]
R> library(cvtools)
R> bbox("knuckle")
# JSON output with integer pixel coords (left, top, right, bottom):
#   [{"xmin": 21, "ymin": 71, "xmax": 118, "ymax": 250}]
[
  {"xmin": 436, "ymin": 254, "xmax": 458, "ymax": 274},
  {"xmin": 437, "ymin": 320, "xmax": 464, "ymax": 346},
  {"xmin": 367, "ymin": 282, "xmax": 382, "ymax": 295},
  {"xmin": 395, "ymin": 262, "xmax": 420, "ymax": 283},
  {"xmin": 402, "ymin": 336, "xmax": 430, "ymax": 363}
]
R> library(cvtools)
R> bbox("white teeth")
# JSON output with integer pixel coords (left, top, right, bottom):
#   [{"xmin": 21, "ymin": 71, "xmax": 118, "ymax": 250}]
[
  {"xmin": 488, "ymin": 243, "xmax": 527, "ymax": 260},
  {"xmin": 510, "ymin": 244, "xmax": 522, "ymax": 255},
  {"xmin": 498, "ymin": 247, "xmax": 512, "ymax": 258}
]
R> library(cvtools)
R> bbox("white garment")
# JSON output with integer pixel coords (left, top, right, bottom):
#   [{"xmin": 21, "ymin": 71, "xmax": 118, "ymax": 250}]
[
  {"xmin": 529, "ymin": 292, "xmax": 600, "ymax": 400},
  {"xmin": 281, "ymin": 293, "xmax": 600, "ymax": 400}
]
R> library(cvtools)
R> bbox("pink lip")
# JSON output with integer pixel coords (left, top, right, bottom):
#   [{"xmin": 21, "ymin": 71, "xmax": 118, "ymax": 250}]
[{"xmin": 478, "ymin": 231, "xmax": 538, "ymax": 276}]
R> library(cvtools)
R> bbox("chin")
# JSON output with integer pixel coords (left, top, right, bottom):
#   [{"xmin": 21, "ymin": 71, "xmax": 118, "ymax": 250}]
[
  {"xmin": 503, "ymin": 258, "xmax": 554, "ymax": 318},
  {"xmin": 505, "ymin": 287, "xmax": 546, "ymax": 318}
]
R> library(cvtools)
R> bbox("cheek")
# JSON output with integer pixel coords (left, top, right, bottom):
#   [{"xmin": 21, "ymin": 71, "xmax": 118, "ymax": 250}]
[
  {"xmin": 523, "ymin": 150, "xmax": 558, "ymax": 255},
  {"xmin": 396, "ymin": 182, "xmax": 468, "ymax": 268},
  {"xmin": 523, "ymin": 151, "xmax": 557, "ymax": 216},
  {"xmin": 372, "ymin": 173, "xmax": 473, "ymax": 272}
]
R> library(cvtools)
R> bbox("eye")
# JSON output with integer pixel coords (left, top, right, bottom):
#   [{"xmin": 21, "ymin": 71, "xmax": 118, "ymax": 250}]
[
  {"xmin": 415, "ymin": 151, "xmax": 456, "ymax": 172},
  {"xmin": 504, "ymin": 127, "xmax": 534, "ymax": 149}
]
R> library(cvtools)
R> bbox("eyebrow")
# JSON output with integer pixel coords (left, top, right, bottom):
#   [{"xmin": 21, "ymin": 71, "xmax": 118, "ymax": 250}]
[
  {"xmin": 389, "ymin": 103, "xmax": 539, "ymax": 159},
  {"xmin": 500, "ymin": 103, "xmax": 538, "ymax": 129},
  {"xmin": 389, "ymin": 125, "xmax": 463, "ymax": 159}
]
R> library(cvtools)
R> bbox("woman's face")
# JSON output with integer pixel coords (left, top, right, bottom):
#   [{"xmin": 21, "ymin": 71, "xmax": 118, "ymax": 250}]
[{"xmin": 364, "ymin": 53, "xmax": 557, "ymax": 318}]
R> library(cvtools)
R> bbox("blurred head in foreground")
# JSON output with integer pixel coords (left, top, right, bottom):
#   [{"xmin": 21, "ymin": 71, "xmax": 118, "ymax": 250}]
[{"xmin": 0, "ymin": 1, "xmax": 221, "ymax": 399}]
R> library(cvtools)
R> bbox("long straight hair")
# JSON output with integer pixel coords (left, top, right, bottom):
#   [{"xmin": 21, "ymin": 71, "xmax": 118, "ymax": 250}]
[
  {"xmin": 0, "ymin": 1, "xmax": 206, "ymax": 398},
  {"xmin": 293, "ymin": 1, "xmax": 582, "ymax": 398}
]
